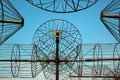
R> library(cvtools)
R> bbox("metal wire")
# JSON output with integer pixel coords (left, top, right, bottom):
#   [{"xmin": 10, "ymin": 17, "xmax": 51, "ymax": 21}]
[
  {"xmin": 0, "ymin": 44, "xmax": 34, "ymax": 78},
  {"xmin": 100, "ymin": 0, "xmax": 120, "ymax": 42},
  {"xmin": 0, "ymin": 0, "xmax": 120, "ymax": 79},
  {"xmin": 26, "ymin": 0, "xmax": 98, "ymax": 13},
  {"xmin": 70, "ymin": 43, "xmax": 120, "ymax": 80},
  {"xmin": 0, "ymin": 0, "xmax": 24, "ymax": 45},
  {"xmin": 33, "ymin": 19, "xmax": 82, "ymax": 80},
  {"xmin": 113, "ymin": 42, "xmax": 120, "ymax": 77},
  {"xmin": 0, "ymin": 43, "xmax": 119, "ymax": 79}
]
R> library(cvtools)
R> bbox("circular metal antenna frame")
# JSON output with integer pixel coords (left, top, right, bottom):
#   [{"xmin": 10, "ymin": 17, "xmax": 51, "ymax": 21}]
[
  {"xmin": 11, "ymin": 44, "xmax": 20, "ymax": 78},
  {"xmin": 92, "ymin": 44, "xmax": 103, "ymax": 76},
  {"xmin": 26, "ymin": 0, "xmax": 98, "ymax": 13},
  {"xmin": 33, "ymin": 19, "xmax": 82, "ymax": 80}
]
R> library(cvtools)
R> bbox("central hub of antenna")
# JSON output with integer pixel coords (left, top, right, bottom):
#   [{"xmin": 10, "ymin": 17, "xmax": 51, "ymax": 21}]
[{"xmin": 54, "ymin": 30, "xmax": 61, "ymax": 37}]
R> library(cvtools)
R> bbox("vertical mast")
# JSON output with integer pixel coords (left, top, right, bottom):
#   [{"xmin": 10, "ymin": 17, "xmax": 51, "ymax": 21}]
[{"xmin": 55, "ymin": 30, "xmax": 61, "ymax": 80}]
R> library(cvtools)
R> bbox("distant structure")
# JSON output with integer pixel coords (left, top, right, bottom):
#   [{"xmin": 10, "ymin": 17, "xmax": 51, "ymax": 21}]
[
  {"xmin": 0, "ymin": 0, "xmax": 24, "ymax": 45},
  {"xmin": 26, "ymin": 0, "xmax": 98, "ymax": 13},
  {"xmin": 101, "ymin": 0, "xmax": 120, "ymax": 42},
  {"xmin": 0, "ymin": 43, "xmax": 120, "ymax": 80}
]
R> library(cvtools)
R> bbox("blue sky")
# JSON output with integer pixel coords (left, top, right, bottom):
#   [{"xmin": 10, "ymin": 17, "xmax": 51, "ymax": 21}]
[{"xmin": 5, "ymin": 0, "xmax": 116, "ymax": 44}]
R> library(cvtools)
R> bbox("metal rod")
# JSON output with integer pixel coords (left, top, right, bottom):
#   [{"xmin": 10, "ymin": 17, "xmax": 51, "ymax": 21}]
[
  {"xmin": 55, "ymin": 37, "xmax": 59, "ymax": 80},
  {"xmin": 102, "ymin": 14, "xmax": 120, "ymax": 18},
  {"xmin": 0, "ymin": 58, "xmax": 119, "ymax": 62},
  {"xmin": 70, "ymin": 75, "xmax": 120, "ymax": 78},
  {"xmin": 0, "ymin": 20, "xmax": 22, "ymax": 24}
]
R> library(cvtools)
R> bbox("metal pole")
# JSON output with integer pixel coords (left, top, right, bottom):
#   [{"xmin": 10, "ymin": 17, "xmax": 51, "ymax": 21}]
[
  {"xmin": 70, "ymin": 75, "xmax": 120, "ymax": 78},
  {"xmin": 0, "ymin": 58, "xmax": 119, "ymax": 62},
  {"xmin": 55, "ymin": 37, "xmax": 59, "ymax": 80},
  {"xmin": 0, "ymin": 20, "xmax": 22, "ymax": 24},
  {"xmin": 102, "ymin": 14, "xmax": 120, "ymax": 18}
]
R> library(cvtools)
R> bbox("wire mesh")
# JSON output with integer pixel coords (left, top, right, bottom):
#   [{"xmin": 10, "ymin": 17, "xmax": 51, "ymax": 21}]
[
  {"xmin": 0, "ymin": 0, "xmax": 119, "ymax": 79},
  {"xmin": 113, "ymin": 42, "xmax": 120, "ymax": 77},
  {"xmin": 0, "ymin": 0, "xmax": 24, "ymax": 45},
  {"xmin": 100, "ymin": 0, "xmax": 120, "ymax": 42},
  {"xmin": 0, "ymin": 44, "xmax": 34, "ymax": 78},
  {"xmin": 0, "ymin": 44, "xmax": 13, "ymax": 78},
  {"xmin": 26, "ymin": 0, "xmax": 98, "ymax": 13},
  {"xmin": 0, "ymin": 43, "xmax": 119, "ymax": 80},
  {"xmin": 70, "ymin": 43, "xmax": 120, "ymax": 80},
  {"xmin": 33, "ymin": 19, "xmax": 82, "ymax": 80}
]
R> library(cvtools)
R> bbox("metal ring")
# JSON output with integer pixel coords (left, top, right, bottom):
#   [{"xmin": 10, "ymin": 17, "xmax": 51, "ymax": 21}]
[{"xmin": 11, "ymin": 44, "xmax": 20, "ymax": 78}]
